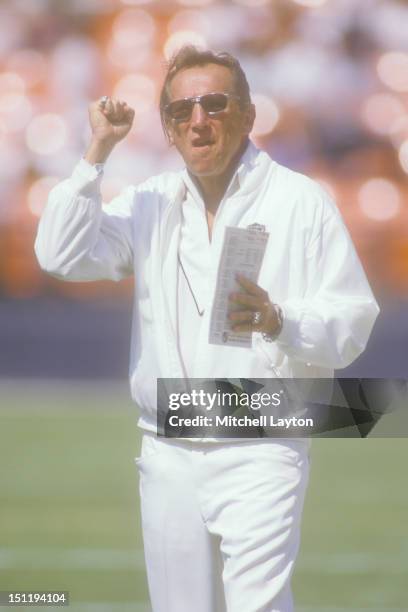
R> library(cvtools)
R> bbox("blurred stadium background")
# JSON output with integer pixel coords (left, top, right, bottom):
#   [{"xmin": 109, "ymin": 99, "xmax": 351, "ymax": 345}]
[{"xmin": 0, "ymin": 0, "xmax": 407, "ymax": 610}]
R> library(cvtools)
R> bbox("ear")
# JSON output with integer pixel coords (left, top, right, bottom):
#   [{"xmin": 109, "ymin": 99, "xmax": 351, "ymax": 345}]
[{"xmin": 165, "ymin": 119, "xmax": 175, "ymax": 146}]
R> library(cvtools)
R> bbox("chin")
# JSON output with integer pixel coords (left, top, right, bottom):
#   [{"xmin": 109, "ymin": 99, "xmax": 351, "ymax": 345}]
[
  {"xmin": 187, "ymin": 161, "xmax": 220, "ymax": 177},
  {"xmin": 188, "ymin": 153, "xmax": 227, "ymax": 176}
]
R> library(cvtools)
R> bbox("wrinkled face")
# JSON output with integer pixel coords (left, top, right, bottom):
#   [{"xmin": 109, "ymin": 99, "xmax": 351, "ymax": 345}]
[{"xmin": 165, "ymin": 64, "xmax": 254, "ymax": 180}]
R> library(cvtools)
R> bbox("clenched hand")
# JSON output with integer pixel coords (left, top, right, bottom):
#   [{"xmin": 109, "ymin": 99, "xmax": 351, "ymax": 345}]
[{"xmin": 85, "ymin": 96, "xmax": 135, "ymax": 164}]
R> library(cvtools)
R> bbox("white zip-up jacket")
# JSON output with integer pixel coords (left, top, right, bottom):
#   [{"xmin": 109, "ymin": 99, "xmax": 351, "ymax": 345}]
[{"xmin": 35, "ymin": 142, "xmax": 379, "ymax": 434}]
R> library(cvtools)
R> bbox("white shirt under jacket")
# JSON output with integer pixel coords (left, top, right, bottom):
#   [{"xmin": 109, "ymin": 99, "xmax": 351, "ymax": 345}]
[{"xmin": 35, "ymin": 141, "xmax": 380, "ymax": 435}]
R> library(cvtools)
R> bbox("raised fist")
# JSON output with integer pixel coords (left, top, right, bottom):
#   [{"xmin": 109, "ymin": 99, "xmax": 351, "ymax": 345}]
[{"xmin": 88, "ymin": 96, "xmax": 135, "ymax": 146}]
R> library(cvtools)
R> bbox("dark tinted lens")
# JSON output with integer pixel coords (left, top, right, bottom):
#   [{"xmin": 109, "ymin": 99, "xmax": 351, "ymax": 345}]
[
  {"xmin": 167, "ymin": 99, "xmax": 193, "ymax": 121},
  {"xmin": 201, "ymin": 93, "xmax": 228, "ymax": 113},
  {"xmin": 166, "ymin": 93, "xmax": 230, "ymax": 121}
]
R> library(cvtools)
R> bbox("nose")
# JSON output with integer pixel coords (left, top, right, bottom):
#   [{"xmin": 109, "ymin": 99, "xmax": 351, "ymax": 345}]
[{"xmin": 190, "ymin": 101, "xmax": 207, "ymax": 125}]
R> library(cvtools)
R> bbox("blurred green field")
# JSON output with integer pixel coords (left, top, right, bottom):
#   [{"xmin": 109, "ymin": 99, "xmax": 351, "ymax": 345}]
[{"xmin": 0, "ymin": 381, "xmax": 407, "ymax": 612}]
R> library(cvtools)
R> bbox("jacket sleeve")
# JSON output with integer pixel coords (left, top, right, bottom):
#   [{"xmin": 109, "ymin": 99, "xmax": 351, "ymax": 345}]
[
  {"xmin": 34, "ymin": 159, "xmax": 134, "ymax": 281},
  {"xmin": 273, "ymin": 194, "xmax": 380, "ymax": 370}
]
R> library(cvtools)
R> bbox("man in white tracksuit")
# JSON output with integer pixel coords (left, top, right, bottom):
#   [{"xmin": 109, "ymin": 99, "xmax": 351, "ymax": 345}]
[{"xmin": 35, "ymin": 46, "xmax": 379, "ymax": 612}]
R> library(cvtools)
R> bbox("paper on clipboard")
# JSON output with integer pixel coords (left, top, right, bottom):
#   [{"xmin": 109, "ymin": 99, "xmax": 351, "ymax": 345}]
[{"xmin": 209, "ymin": 226, "xmax": 269, "ymax": 348}]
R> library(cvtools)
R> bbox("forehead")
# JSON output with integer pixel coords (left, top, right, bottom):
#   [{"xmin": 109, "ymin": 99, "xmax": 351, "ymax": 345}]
[{"xmin": 168, "ymin": 63, "xmax": 235, "ymax": 100}]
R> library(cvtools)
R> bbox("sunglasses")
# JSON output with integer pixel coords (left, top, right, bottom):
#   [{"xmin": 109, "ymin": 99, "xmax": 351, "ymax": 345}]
[{"xmin": 164, "ymin": 92, "xmax": 241, "ymax": 122}]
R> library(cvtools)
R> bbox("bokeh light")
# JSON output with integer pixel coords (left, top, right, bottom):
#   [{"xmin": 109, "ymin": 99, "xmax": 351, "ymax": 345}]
[
  {"xmin": 0, "ymin": 71, "xmax": 25, "ymax": 103},
  {"xmin": 113, "ymin": 74, "xmax": 156, "ymax": 114},
  {"xmin": 0, "ymin": 72, "xmax": 29, "ymax": 132},
  {"xmin": 398, "ymin": 140, "xmax": 408, "ymax": 174},
  {"xmin": 0, "ymin": 140, "xmax": 28, "ymax": 181},
  {"xmin": 6, "ymin": 49, "xmax": 47, "ymax": 88},
  {"xmin": 0, "ymin": 119, "xmax": 6, "ymax": 144},
  {"xmin": 251, "ymin": 94, "xmax": 280, "ymax": 137},
  {"xmin": 377, "ymin": 52, "xmax": 408, "ymax": 93},
  {"xmin": 164, "ymin": 31, "xmax": 207, "ymax": 60},
  {"xmin": 107, "ymin": 39, "xmax": 152, "ymax": 70},
  {"xmin": 233, "ymin": 0, "xmax": 271, "ymax": 6},
  {"xmin": 0, "ymin": 95, "xmax": 32, "ymax": 133},
  {"xmin": 361, "ymin": 93, "xmax": 406, "ymax": 136},
  {"xmin": 27, "ymin": 176, "xmax": 59, "ymax": 217},
  {"xmin": 168, "ymin": 10, "xmax": 210, "ymax": 35},
  {"xmin": 176, "ymin": 0, "xmax": 214, "ymax": 6},
  {"xmin": 26, "ymin": 114, "xmax": 68, "ymax": 156},
  {"xmin": 120, "ymin": 0, "xmax": 154, "ymax": 4},
  {"xmin": 112, "ymin": 9, "xmax": 156, "ymax": 49},
  {"xmin": 0, "ymin": 87, "xmax": 27, "ymax": 113},
  {"xmin": 389, "ymin": 115, "xmax": 408, "ymax": 149},
  {"xmin": 291, "ymin": 0, "xmax": 328, "ymax": 7},
  {"xmin": 108, "ymin": 10, "xmax": 156, "ymax": 70},
  {"xmin": 358, "ymin": 178, "xmax": 401, "ymax": 221},
  {"xmin": 51, "ymin": 37, "xmax": 100, "ymax": 99},
  {"xmin": 0, "ymin": 84, "xmax": 23, "ymax": 111}
]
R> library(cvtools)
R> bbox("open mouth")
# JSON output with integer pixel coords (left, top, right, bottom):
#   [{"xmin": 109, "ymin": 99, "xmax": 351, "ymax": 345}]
[{"xmin": 192, "ymin": 139, "xmax": 214, "ymax": 148}]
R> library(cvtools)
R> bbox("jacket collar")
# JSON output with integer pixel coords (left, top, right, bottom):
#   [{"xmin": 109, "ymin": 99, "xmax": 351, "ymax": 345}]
[{"xmin": 180, "ymin": 139, "xmax": 267, "ymax": 208}]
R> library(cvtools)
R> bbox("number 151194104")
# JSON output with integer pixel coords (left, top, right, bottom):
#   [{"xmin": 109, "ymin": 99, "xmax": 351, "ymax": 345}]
[{"xmin": 0, "ymin": 592, "xmax": 69, "ymax": 606}]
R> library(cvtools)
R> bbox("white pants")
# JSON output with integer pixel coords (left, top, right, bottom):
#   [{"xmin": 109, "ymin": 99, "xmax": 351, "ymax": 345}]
[{"xmin": 135, "ymin": 435, "xmax": 309, "ymax": 612}]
